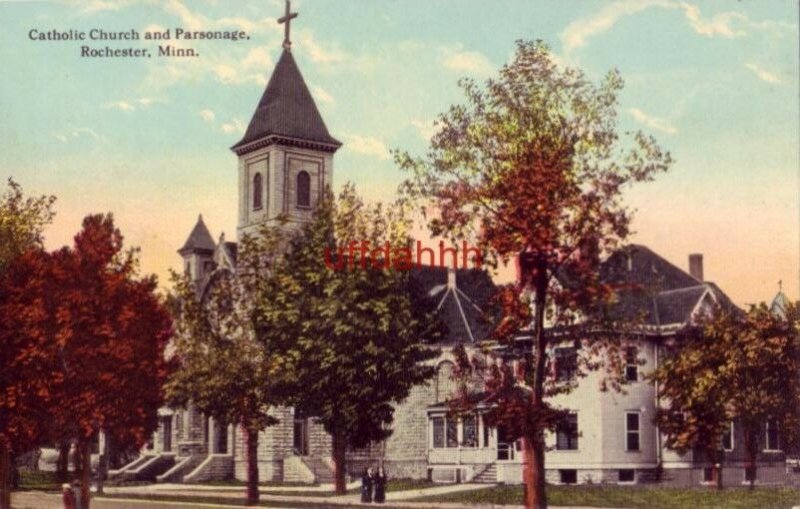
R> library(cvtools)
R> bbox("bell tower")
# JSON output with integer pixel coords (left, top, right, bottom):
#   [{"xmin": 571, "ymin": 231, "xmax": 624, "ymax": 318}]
[{"xmin": 231, "ymin": 1, "xmax": 341, "ymax": 240}]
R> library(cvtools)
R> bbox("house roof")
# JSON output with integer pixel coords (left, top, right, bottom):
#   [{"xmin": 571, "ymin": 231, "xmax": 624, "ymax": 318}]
[
  {"xmin": 600, "ymin": 244, "xmax": 738, "ymax": 331},
  {"xmin": 231, "ymin": 49, "xmax": 341, "ymax": 153},
  {"xmin": 411, "ymin": 266, "xmax": 496, "ymax": 344},
  {"xmin": 178, "ymin": 215, "xmax": 216, "ymax": 255}
]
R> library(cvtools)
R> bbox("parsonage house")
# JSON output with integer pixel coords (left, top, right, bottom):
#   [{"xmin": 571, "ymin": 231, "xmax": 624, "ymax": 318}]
[{"xmin": 106, "ymin": 30, "xmax": 790, "ymax": 487}]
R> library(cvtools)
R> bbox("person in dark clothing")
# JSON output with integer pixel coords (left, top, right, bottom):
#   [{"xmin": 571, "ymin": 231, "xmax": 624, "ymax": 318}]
[
  {"xmin": 62, "ymin": 483, "xmax": 76, "ymax": 509},
  {"xmin": 360, "ymin": 467, "xmax": 374, "ymax": 503},
  {"xmin": 373, "ymin": 467, "xmax": 387, "ymax": 504}
]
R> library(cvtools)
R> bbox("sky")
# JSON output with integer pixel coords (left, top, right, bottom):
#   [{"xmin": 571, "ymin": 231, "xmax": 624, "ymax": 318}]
[{"xmin": 0, "ymin": 0, "xmax": 797, "ymax": 306}]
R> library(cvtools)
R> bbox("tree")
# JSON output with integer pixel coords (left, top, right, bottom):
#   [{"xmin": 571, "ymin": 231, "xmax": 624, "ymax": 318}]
[
  {"xmin": 254, "ymin": 185, "xmax": 441, "ymax": 494},
  {"xmin": 165, "ymin": 226, "xmax": 287, "ymax": 506},
  {"xmin": 653, "ymin": 304, "xmax": 800, "ymax": 490},
  {"xmin": 3, "ymin": 214, "xmax": 173, "ymax": 509},
  {"xmin": 397, "ymin": 40, "xmax": 671, "ymax": 508},
  {"xmin": 0, "ymin": 178, "xmax": 55, "ymax": 509}
]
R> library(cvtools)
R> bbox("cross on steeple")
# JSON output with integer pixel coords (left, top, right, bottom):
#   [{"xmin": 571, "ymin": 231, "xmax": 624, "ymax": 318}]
[{"xmin": 278, "ymin": 0, "xmax": 298, "ymax": 50}]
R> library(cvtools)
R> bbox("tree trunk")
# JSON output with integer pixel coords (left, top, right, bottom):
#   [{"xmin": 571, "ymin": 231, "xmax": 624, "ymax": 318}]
[
  {"xmin": 525, "ymin": 256, "xmax": 549, "ymax": 509},
  {"xmin": 331, "ymin": 426, "xmax": 348, "ymax": 495},
  {"xmin": 244, "ymin": 425, "xmax": 259, "ymax": 505},
  {"xmin": 0, "ymin": 440, "xmax": 10, "ymax": 509},
  {"xmin": 80, "ymin": 440, "xmax": 91, "ymax": 509},
  {"xmin": 711, "ymin": 448, "xmax": 724, "ymax": 490},
  {"xmin": 521, "ymin": 435, "xmax": 546, "ymax": 509},
  {"xmin": 72, "ymin": 441, "xmax": 83, "ymax": 477},
  {"xmin": 95, "ymin": 431, "xmax": 107, "ymax": 495},
  {"xmin": 57, "ymin": 441, "xmax": 70, "ymax": 479},
  {"xmin": 744, "ymin": 429, "xmax": 757, "ymax": 490}
]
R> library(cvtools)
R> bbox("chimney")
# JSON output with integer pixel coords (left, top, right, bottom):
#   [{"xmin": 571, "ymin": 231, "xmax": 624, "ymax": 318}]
[{"xmin": 688, "ymin": 253, "xmax": 703, "ymax": 281}]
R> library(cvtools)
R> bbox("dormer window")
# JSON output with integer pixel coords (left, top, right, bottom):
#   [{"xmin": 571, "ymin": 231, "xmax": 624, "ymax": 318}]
[
  {"xmin": 296, "ymin": 171, "xmax": 310, "ymax": 208},
  {"xmin": 253, "ymin": 173, "xmax": 263, "ymax": 210}
]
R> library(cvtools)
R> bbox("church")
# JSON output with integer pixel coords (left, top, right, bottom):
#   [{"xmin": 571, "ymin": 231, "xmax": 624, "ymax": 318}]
[{"xmin": 109, "ymin": 4, "xmax": 790, "ymax": 487}]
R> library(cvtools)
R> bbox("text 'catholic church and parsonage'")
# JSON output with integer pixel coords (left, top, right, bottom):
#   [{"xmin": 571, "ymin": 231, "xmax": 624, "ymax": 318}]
[{"xmin": 28, "ymin": 27, "xmax": 247, "ymax": 58}]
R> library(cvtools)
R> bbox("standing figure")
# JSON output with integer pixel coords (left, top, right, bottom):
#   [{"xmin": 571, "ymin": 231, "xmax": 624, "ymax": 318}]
[
  {"xmin": 360, "ymin": 467, "xmax": 374, "ymax": 503},
  {"xmin": 62, "ymin": 483, "xmax": 76, "ymax": 509},
  {"xmin": 373, "ymin": 466, "xmax": 387, "ymax": 504}
]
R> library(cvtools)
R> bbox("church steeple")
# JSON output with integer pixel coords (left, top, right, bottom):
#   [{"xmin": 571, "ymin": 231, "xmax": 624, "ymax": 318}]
[
  {"xmin": 231, "ymin": 49, "xmax": 341, "ymax": 155},
  {"xmin": 232, "ymin": 1, "xmax": 341, "ymax": 240}
]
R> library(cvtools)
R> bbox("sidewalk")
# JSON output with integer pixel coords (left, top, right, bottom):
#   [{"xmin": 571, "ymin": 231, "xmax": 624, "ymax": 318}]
[{"xmin": 99, "ymin": 482, "xmax": 623, "ymax": 509}]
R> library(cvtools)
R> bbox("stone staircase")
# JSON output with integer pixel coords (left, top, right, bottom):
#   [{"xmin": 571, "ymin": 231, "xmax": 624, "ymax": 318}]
[
  {"xmin": 184, "ymin": 454, "xmax": 234, "ymax": 483},
  {"xmin": 472, "ymin": 463, "xmax": 497, "ymax": 483},
  {"xmin": 110, "ymin": 454, "xmax": 175, "ymax": 482},
  {"xmin": 301, "ymin": 457, "xmax": 335, "ymax": 484},
  {"xmin": 156, "ymin": 455, "xmax": 206, "ymax": 483},
  {"xmin": 283, "ymin": 456, "xmax": 315, "ymax": 484}
]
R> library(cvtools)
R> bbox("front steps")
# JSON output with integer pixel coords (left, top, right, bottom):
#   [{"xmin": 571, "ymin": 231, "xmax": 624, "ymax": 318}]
[{"xmin": 472, "ymin": 463, "xmax": 497, "ymax": 483}]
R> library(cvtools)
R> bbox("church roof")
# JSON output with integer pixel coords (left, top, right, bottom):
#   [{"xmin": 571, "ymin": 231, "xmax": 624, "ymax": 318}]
[
  {"xmin": 232, "ymin": 49, "xmax": 341, "ymax": 154},
  {"xmin": 770, "ymin": 291, "xmax": 792, "ymax": 319},
  {"xmin": 179, "ymin": 215, "xmax": 216, "ymax": 255}
]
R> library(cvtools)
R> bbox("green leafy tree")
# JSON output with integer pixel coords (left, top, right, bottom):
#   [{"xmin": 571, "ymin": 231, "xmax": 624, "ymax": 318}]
[
  {"xmin": 254, "ymin": 185, "xmax": 441, "ymax": 494},
  {"xmin": 397, "ymin": 40, "xmax": 671, "ymax": 508},
  {"xmin": 0, "ymin": 178, "xmax": 55, "ymax": 509},
  {"xmin": 653, "ymin": 304, "xmax": 800, "ymax": 490},
  {"xmin": 165, "ymin": 226, "xmax": 288, "ymax": 506}
]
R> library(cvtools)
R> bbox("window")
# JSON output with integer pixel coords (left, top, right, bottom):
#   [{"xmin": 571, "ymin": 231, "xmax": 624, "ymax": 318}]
[
  {"xmin": 556, "ymin": 413, "xmax": 579, "ymax": 450},
  {"xmin": 446, "ymin": 417, "xmax": 458, "ymax": 448},
  {"xmin": 625, "ymin": 412, "xmax": 641, "ymax": 451},
  {"xmin": 618, "ymin": 469, "xmax": 635, "ymax": 483},
  {"xmin": 462, "ymin": 415, "xmax": 478, "ymax": 448},
  {"xmin": 721, "ymin": 422, "xmax": 734, "ymax": 451},
  {"xmin": 703, "ymin": 467, "xmax": 716, "ymax": 483},
  {"xmin": 765, "ymin": 419, "xmax": 780, "ymax": 451},
  {"xmin": 559, "ymin": 469, "xmax": 577, "ymax": 484},
  {"xmin": 432, "ymin": 417, "xmax": 445, "ymax": 448},
  {"xmin": 252, "ymin": 173, "xmax": 263, "ymax": 210},
  {"xmin": 745, "ymin": 466, "xmax": 756, "ymax": 482},
  {"xmin": 296, "ymin": 171, "xmax": 311, "ymax": 208},
  {"xmin": 624, "ymin": 347, "xmax": 638, "ymax": 382},
  {"xmin": 554, "ymin": 347, "xmax": 578, "ymax": 382},
  {"xmin": 482, "ymin": 416, "xmax": 490, "ymax": 447}
]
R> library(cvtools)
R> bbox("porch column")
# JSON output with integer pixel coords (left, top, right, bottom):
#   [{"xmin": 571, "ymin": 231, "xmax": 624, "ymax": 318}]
[{"xmin": 208, "ymin": 417, "xmax": 217, "ymax": 454}]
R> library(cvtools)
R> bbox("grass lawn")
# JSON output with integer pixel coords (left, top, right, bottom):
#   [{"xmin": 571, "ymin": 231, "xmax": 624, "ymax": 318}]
[
  {"xmin": 415, "ymin": 484, "xmax": 800, "ymax": 509},
  {"xmin": 259, "ymin": 477, "xmax": 435, "ymax": 497},
  {"xmin": 17, "ymin": 470, "xmax": 61, "ymax": 492}
]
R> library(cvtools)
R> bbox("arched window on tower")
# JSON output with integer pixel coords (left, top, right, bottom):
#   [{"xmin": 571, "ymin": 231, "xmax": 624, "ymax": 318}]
[
  {"xmin": 296, "ymin": 171, "xmax": 311, "ymax": 208},
  {"xmin": 252, "ymin": 173, "xmax": 263, "ymax": 210}
]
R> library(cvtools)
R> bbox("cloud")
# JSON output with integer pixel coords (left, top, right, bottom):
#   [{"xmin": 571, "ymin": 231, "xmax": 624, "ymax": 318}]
[
  {"xmin": 105, "ymin": 101, "xmax": 136, "ymax": 112},
  {"xmin": 199, "ymin": 109, "xmax": 216, "ymax": 122},
  {"xmin": 312, "ymin": 86, "xmax": 334, "ymax": 105},
  {"xmin": 53, "ymin": 126, "xmax": 105, "ymax": 144},
  {"xmin": 680, "ymin": 2, "xmax": 746, "ymax": 38},
  {"xmin": 298, "ymin": 31, "xmax": 348, "ymax": 64},
  {"xmin": 561, "ymin": 0, "xmax": 792, "ymax": 53},
  {"xmin": 411, "ymin": 119, "xmax": 436, "ymax": 142},
  {"xmin": 744, "ymin": 63, "xmax": 782, "ymax": 84},
  {"xmin": 629, "ymin": 108, "xmax": 677, "ymax": 134},
  {"xmin": 561, "ymin": 0, "xmax": 662, "ymax": 53},
  {"xmin": 220, "ymin": 118, "xmax": 246, "ymax": 135},
  {"xmin": 442, "ymin": 48, "xmax": 494, "ymax": 76},
  {"xmin": 342, "ymin": 134, "xmax": 390, "ymax": 160}
]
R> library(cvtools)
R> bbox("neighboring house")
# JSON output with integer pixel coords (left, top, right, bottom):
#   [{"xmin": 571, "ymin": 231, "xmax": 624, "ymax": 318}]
[
  {"xmin": 118, "ymin": 31, "xmax": 789, "ymax": 487},
  {"xmin": 425, "ymin": 246, "xmax": 787, "ymax": 487}
]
